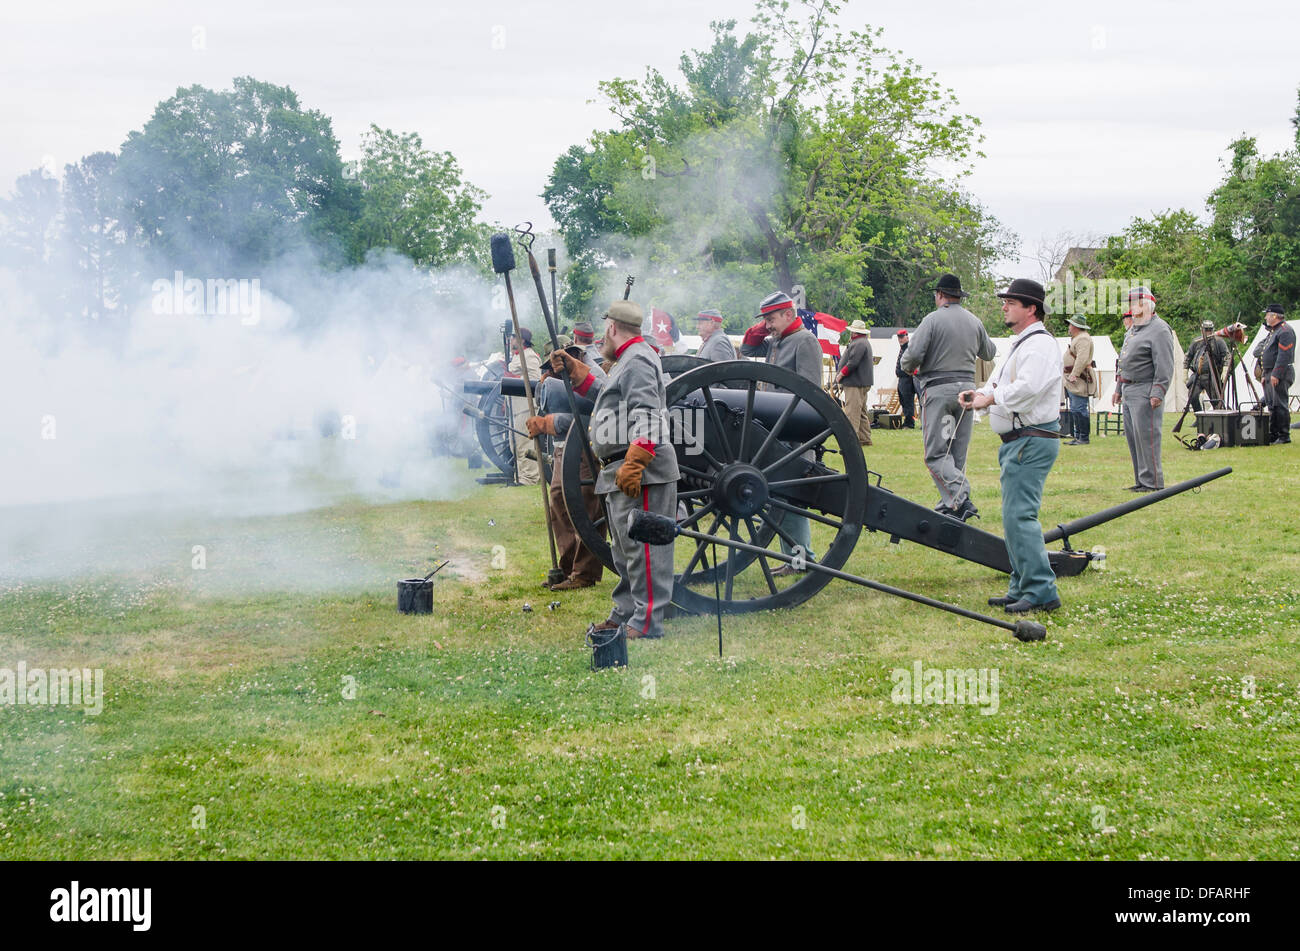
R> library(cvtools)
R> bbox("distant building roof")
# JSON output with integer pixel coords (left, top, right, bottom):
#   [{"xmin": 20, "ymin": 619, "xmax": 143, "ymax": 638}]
[{"xmin": 1054, "ymin": 247, "xmax": 1104, "ymax": 283}]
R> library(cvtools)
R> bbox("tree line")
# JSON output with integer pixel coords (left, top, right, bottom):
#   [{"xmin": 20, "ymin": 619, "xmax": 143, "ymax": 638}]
[{"xmin": 0, "ymin": 77, "xmax": 494, "ymax": 329}]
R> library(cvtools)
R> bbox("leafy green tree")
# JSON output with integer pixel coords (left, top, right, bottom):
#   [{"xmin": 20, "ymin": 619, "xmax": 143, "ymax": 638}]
[
  {"xmin": 543, "ymin": 0, "xmax": 1004, "ymax": 325},
  {"xmin": 115, "ymin": 77, "xmax": 357, "ymax": 273},
  {"xmin": 349, "ymin": 125, "xmax": 492, "ymax": 272}
]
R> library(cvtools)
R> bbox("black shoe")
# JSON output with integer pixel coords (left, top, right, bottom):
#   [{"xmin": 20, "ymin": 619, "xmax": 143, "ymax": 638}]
[
  {"xmin": 1004, "ymin": 598, "xmax": 1061, "ymax": 614},
  {"xmin": 988, "ymin": 595, "xmax": 1016, "ymax": 607},
  {"xmin": 1066, "ymin": 439, "xmax": 1082, "ymax": 446},
  {"xmin": 1125, "ymin": 485, "xmax": 1145, "ymax": 492},
  {"xmin": 903, "ymin": 422, "xmax": 916, "ymax": 429},
  {"xmin": 1271, "ymin": 436, "xmax": 1292, "ymax": 445},
  {"xmin": 953, "ymin": 499, "xmax": 980, "ymax": 522}
]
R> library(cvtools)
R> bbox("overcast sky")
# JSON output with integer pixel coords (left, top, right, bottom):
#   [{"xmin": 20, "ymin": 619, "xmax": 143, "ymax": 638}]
[{"xmin": 3, "ymin": 0, "xmax": 1297, "ymax": 273}]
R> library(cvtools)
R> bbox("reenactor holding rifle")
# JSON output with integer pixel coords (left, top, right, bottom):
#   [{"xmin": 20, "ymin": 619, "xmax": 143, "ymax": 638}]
[
  {"xmin": 528, "ymin": 337, "xmax": 607, "ymax": 590},
  {"xmin": 1184, "ymin": 319, "xmax": 1229, "ymax": 411}
]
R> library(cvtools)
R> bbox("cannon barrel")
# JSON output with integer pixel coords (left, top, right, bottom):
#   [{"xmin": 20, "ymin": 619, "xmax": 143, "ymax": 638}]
[
  {"xmin": 501, "ymin": 375, "xmax": 827, "ymax": 444},
  {"xmin": 675, "ymin": 387, "xmax": 829, "ymax": 445},
  {"xmin": 498, "ymin": 376, "xmax": 595, "ymax": 414},
  {"xmin": 1043, "ymin": 467, "xmax": 1232, "ymax": 545}
]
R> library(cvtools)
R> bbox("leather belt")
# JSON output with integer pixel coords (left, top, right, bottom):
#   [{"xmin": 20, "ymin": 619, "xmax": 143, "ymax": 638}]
[
  {"xmin": 598, "ymin": 451, "xmax": 626, "ymax": 467},
  {"xmin": 922, "ymin": 376, "xmax": 973, "ymax": 388},
  {"xmin": 1000, "ymin": 427, "xmax": 1060, "ymax": 444}
]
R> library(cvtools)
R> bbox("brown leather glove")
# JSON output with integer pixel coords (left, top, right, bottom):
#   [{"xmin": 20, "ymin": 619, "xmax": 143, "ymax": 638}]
[
  {"xmin": 550, "ymin": 350, "xmax": 590, "ymax": 387},
  {"xmin": 614, "ymin": 444, "xmax": 655, "ymax": 498},
  {"xmin": 525, "ymin": 415, "xmax": 556, "ymax": 438}
]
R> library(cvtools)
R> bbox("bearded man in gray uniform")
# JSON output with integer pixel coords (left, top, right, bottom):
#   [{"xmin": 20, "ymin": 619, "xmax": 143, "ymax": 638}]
[
  {"xmin": 1111, "ymin": 286, "xmax": 1174, "ymax": 491},
  {"xmin": 694, "ymin": 309, "xmax": 737, "ymax": 362},
  {"xmin": 551, "ymin": 301, "xmax": 680, "ymax": 639},
  {"xmin": 899, "ymin": 273, "xmax": 996, "ymax": 522}
]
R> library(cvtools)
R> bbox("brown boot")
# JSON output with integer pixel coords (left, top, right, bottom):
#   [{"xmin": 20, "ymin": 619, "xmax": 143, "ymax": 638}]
[{"xmin": 550, "ymin": 576, "xmax": 597, "ymax": 591}]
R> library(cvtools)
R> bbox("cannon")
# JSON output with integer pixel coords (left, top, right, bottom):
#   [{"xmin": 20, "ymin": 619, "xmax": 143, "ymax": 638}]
[
  {"xmin": 557, "ymin": 358, "xmax": 1231, "ymax": 634},
  {"xmin": 467, "ymin": 354, "xmax": 711, "ymax": 479}
]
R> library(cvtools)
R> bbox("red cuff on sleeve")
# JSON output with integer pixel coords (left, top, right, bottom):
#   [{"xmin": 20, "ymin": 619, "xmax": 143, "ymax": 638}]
[
  {"xmin": 574, "ymin": 374, "xmax": 595, "ymax": 397},
  {"xmin": 632, "ymin": 438, "xmax": 656, "ymax": 456}
]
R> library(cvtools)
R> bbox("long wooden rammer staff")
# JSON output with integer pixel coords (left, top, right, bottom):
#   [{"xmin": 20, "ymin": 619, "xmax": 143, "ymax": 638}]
[{"xmin": 490, "ymin": 232, "xmax": 561, "ymax": 581}]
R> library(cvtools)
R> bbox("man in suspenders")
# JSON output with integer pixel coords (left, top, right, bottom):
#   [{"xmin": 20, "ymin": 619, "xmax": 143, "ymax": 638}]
[{"xmin": 959, "ymin": 279, "xmax": 1064, "ymax": 614}]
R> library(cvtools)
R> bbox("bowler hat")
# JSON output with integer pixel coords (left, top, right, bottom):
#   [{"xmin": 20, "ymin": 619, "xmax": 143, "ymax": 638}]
[
  {"xmin": 997, "ymin": 278, "xmax": 1049, "ymax": 313},
  {"xmin": 605, "ymin": 300, "xmax": 644, "ymax": 330},
  {"xmin": 934, "ymin": 273, "xmax": 969, "ymax": 298},
  {"xmin": 1066, "ymin": 315, "xmax": 1090, "ymax": 330}
]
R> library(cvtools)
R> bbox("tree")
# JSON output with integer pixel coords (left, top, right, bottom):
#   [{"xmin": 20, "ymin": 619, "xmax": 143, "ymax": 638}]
[
  {"xmin": 349, "ymin": 125, "xmax": 492, "ymax": 271},
  {"xmin": 543, "ymin": 0, "xmax": 1003, "ymax": 324},
  {"xmin": 114, "ymin": 77, "xmax": 357, "ymax": 273},
  {"xmin": 0, "ymin": 168, "xmax": 61, "ymax": 270},
  {"xmin": 59, "ymin": 152, "xmax": 123, "ymax": 320}
]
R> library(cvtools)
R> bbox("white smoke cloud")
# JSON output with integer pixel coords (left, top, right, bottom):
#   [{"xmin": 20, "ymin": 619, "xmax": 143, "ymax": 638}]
[{"xmin": 0, "ymin": 250, "xmax": 520, "ymax": 587}]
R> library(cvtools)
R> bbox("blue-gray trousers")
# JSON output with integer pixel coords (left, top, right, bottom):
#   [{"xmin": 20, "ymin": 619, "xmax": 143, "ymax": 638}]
[{"xmin": 997, "ymin": 426, "xmax": 1060, "ymax": 606}]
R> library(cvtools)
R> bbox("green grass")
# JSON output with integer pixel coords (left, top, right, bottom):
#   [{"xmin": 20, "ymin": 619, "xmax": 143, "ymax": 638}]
[{"xmin": 1, "ymin": 421, "xmax": 1297, "ymax": 859}]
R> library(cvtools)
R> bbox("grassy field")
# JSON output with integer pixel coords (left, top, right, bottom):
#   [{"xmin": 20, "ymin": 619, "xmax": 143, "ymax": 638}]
[{"xmin": 1, "ymin": 419, "xmax": 1297, "ymax": 860}]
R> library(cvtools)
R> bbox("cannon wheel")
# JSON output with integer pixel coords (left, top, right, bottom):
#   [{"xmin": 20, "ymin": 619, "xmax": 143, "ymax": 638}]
[
  {"xmin": 666, "ymin": 360, "xmax": 867, "ymax": 616},
  {"xmin": 474, "ymin": 381, "xmax": 516, "ymax": 477}
]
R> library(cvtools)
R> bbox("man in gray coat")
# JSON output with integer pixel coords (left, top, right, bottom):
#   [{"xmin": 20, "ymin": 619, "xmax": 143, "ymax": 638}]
[
  {"xmin": 1111, "ymin": 286, "xmax": 1174, "ymax": 491},
  {"xmin": 741, "ymin": 291, "xmax": 824, "ymax": 572},
  {"xmin": 551, "ymin": 301, "xmax": 680, "ymax": 639},
  {"xmin": 837, "ymin": 320, "xmax": 874, "ymax": 446},
  {"xmin": 899, "ymin": 273, "xmax": 996, "ymax": 522},
  {"xmin": 694, "ymin": 309, "xmax": 737, "ymax": 362}
]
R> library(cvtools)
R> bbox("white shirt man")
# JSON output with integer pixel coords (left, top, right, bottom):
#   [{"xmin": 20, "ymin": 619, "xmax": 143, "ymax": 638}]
[{"xmin": 960, "ymin": 278, "xmax": 1063, "ymax": 615}]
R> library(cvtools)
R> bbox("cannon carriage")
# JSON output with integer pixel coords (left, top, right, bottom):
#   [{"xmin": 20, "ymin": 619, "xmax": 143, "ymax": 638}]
[{"xmin": 555, "ymin": 357, "xmax": 1230, "ymax": 625}]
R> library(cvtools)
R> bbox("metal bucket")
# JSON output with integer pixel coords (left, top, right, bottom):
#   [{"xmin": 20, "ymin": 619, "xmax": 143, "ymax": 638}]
[
  {"xmin": 397, "ymin": 578, "xmax": 434, "ymax": 614},
  {"xmin": 587, "ymin": 624, "xmax": 628, "ymax": 670}
]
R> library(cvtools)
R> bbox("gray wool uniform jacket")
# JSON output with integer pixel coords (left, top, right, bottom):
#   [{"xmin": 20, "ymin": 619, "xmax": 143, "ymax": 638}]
[
  {"xmin": 898, "ymin": 303, "xmax": 995, "ymax": 384},
  {"xmin": 696, "ymin": 331, "xmax": 737, "ymax": 363},
  {"xmin": 579, "ymin": 338, "xmax": 680, "ymax": 494},
  {"xmin": 1116, "ymin": 316, "xmax": 1175, "ymax": 399},
  {"xmin": 838, "ymin": 336, "xmax": 874, "ymax": 388},
  {"xmin": 740, "ymin": 325, "xmax": 823, "ymax": 389}
]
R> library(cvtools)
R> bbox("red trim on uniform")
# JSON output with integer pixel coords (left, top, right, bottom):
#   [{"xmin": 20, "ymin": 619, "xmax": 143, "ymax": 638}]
[
  {"xmin": 573, "ymin": 373, "xmax": 595, "ymax": 397},
  {"xmin": 642, "ymin": 486, "xmax": 653, "ymax": 625},
  {"xmin": 697, "ymin": 312, "xmax": 724, "ymax": 322},
  {"xmin": 615, "ymin": 335, "xmax": 643, "ymax": 359},
  {"xmin": 760, "ymin": 301, "xmax": 792, "ymax": 315},
  {"xmin": 573, "ymin": 331, "xmax": 594, "ymax": 342},
  {"xmin": 779, "ymin": 319, "xmax": 803, "ymax": 339},
  {"xmin": 632, "ymin": 438, "xmax": 656, "ymax": 456}
]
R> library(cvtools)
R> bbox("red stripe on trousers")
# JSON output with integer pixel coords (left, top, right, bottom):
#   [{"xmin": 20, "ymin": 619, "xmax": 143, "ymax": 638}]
[{"xmin": 642, "ymin": 486, "xmax": 653, "ymax": 621}]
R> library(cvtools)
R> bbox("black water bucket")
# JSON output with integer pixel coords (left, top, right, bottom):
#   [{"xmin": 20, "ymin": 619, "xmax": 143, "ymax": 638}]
[
  {"xmin": 397, "ymin": 578, "xmax": 434, "ymax": 614},
  {"xmin": 587, "ymin": 624, "xmax": 628, "ymax": 670}
]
